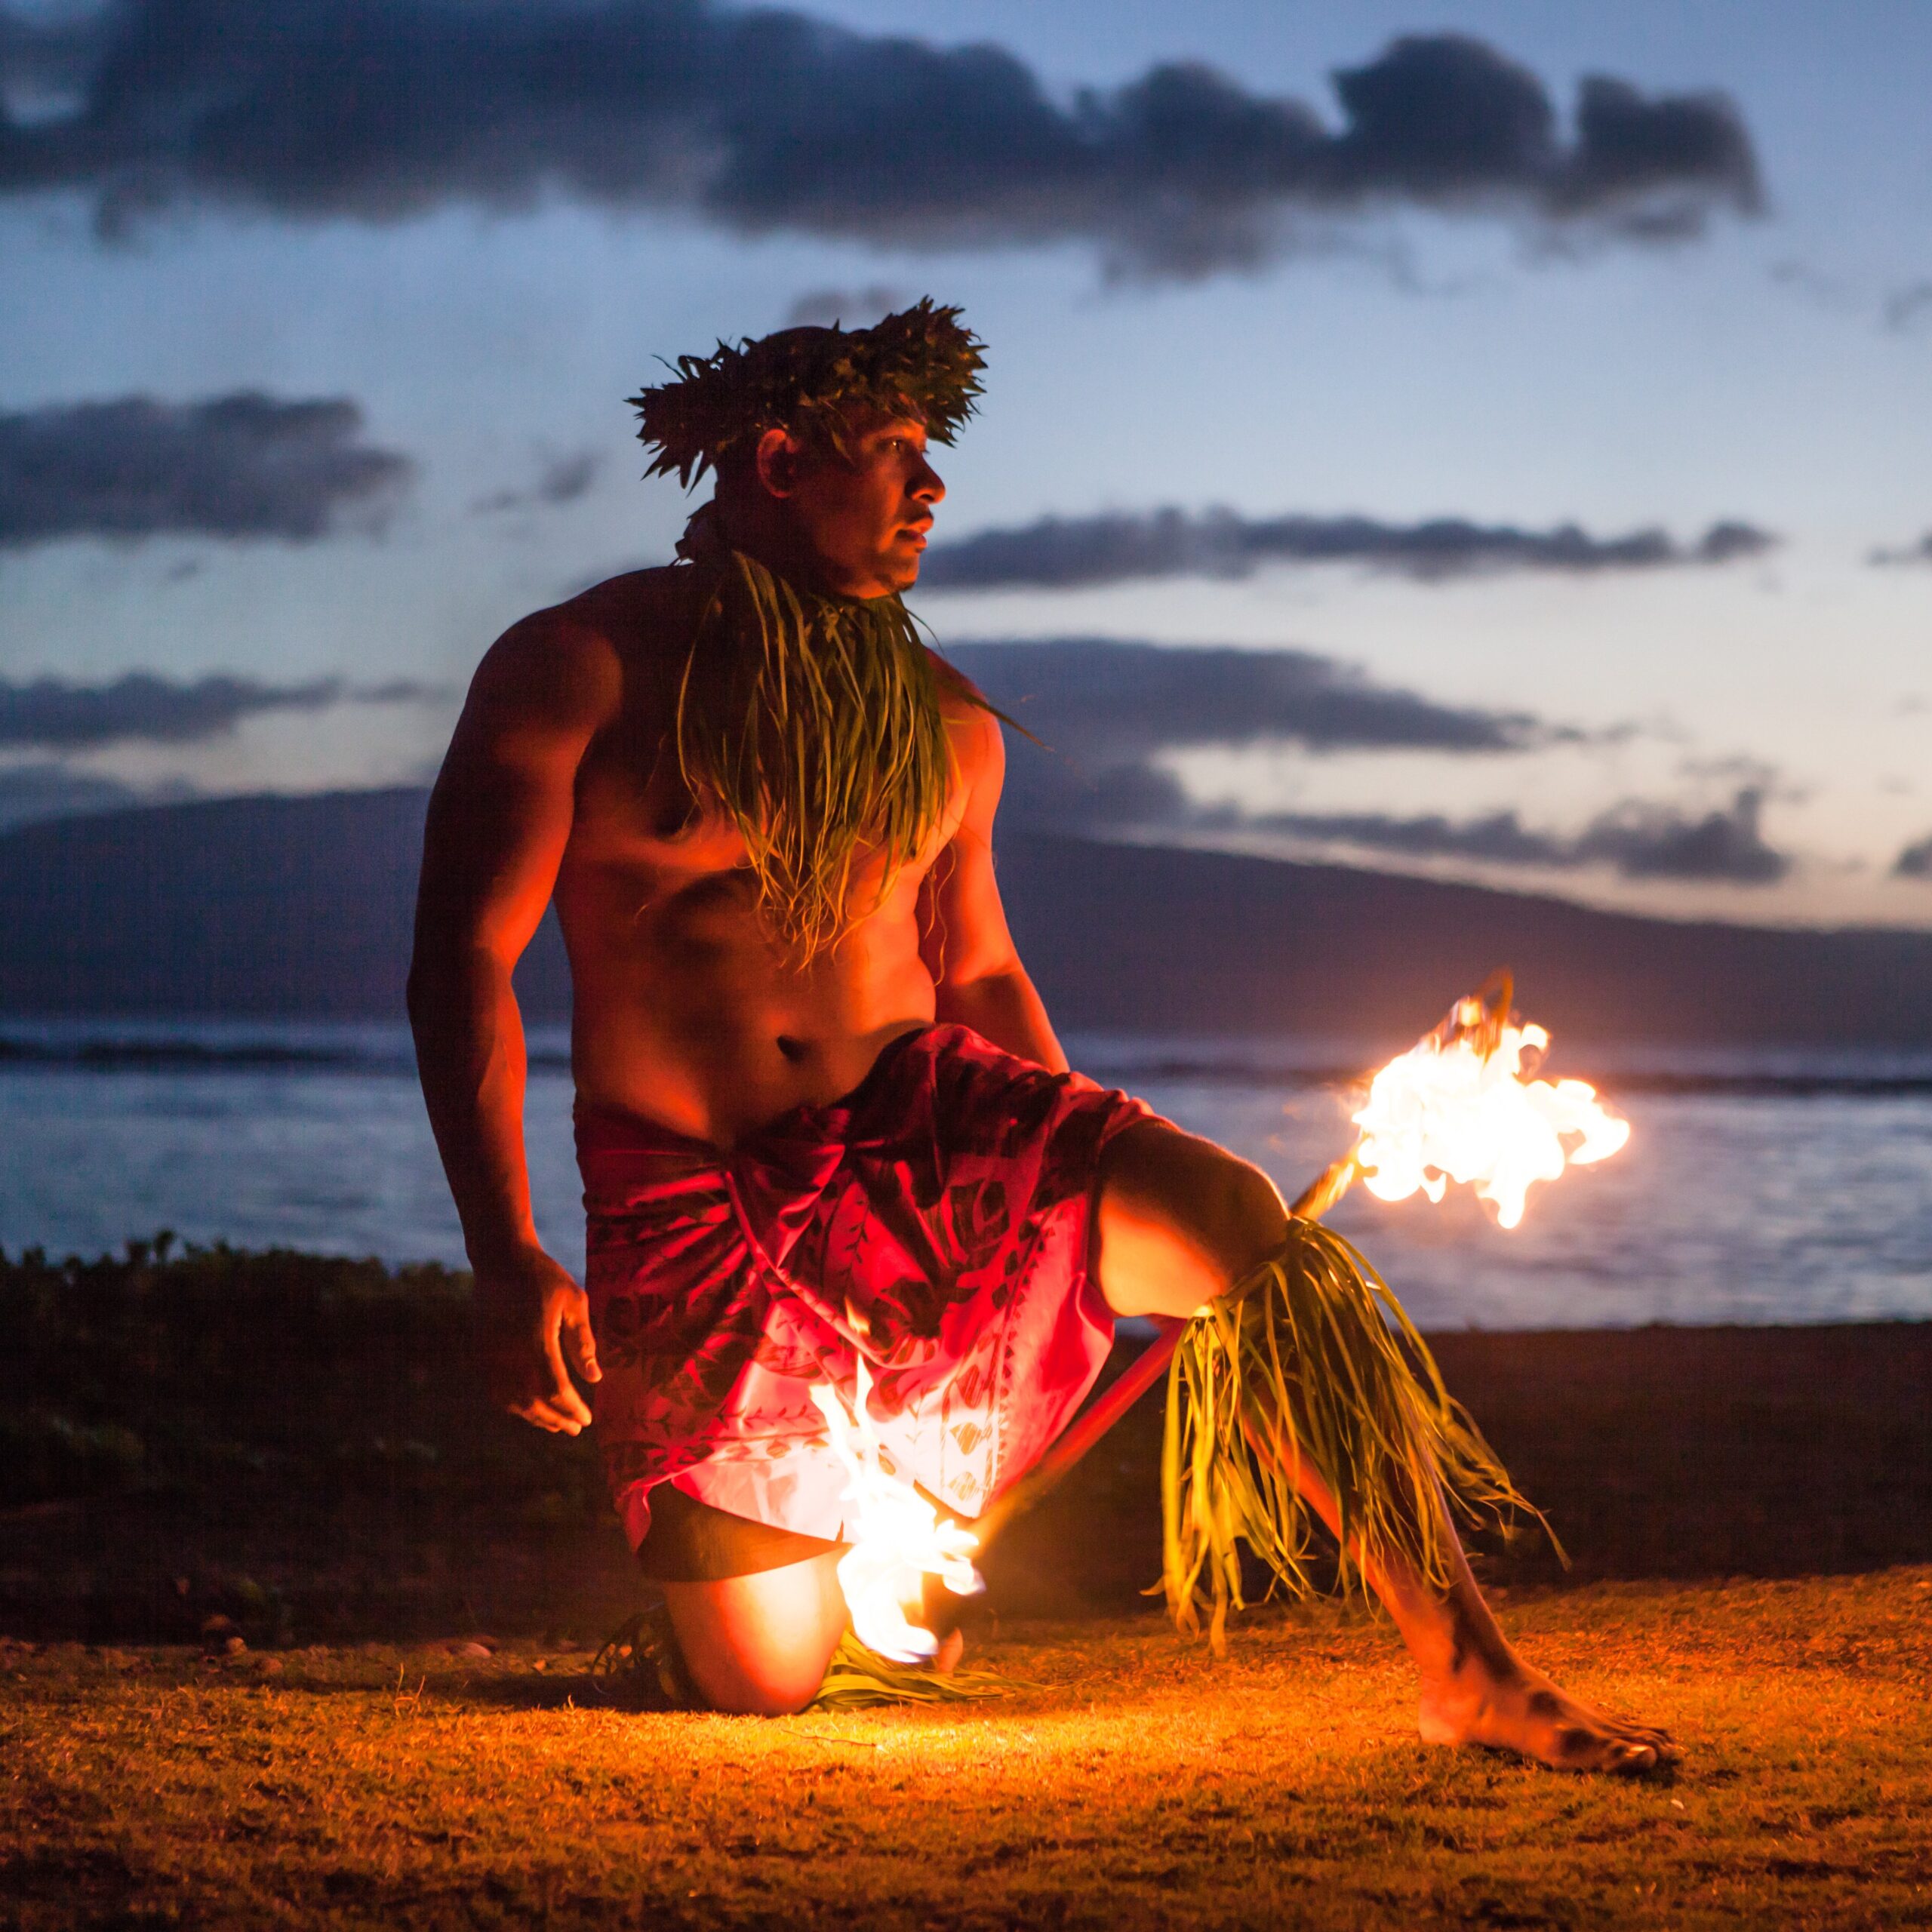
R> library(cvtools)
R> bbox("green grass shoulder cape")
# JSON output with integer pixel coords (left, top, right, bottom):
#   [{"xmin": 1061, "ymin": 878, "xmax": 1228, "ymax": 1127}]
[{"xmin": 667, "ymin": 501, "xmax": 958, "ymax": 961}]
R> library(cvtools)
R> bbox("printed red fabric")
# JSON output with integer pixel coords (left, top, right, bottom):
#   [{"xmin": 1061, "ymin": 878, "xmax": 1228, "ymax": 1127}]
[{"xmin": 577, "ymin": 1024, "xmax": 1156, "ymax": 1549}]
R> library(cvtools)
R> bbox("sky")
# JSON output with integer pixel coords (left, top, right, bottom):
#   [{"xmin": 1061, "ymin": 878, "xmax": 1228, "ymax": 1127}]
[{"xmin": 2, "ymin": 0, "xmax": 1930, "ymax": 927}]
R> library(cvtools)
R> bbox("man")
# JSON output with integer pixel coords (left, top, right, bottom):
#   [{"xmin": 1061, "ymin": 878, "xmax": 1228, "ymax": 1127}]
[{"xmin": 410, "ymin": 302, "xmax": 1671, "ymax": 1769}]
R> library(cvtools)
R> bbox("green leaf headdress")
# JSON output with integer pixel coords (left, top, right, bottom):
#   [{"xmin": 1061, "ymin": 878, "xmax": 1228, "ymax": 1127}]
[
  {"xmin": 629, "ymin": 299, "xmax": 986, "ymax": 489},
  {"xmin": 626, "ymin": 303, "xmax": 989, "ymax": 962}
]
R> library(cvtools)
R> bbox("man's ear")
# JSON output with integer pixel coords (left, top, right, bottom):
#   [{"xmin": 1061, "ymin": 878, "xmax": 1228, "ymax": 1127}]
[{"xmin": 752, "ymin": 426, "xmax": 801, "ymax": 499}]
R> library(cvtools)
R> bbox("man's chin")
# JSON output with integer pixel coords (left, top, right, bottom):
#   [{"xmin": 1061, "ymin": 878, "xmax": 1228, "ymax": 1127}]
[{"xmin": 832, "ymin": 543, "xmax": 923, "ymax": 598}]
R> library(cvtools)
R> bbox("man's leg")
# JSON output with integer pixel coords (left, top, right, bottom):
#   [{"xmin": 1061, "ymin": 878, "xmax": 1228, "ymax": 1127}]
[{"xmin": 1095, "ymin": 1118, "xmax": 1675, "ymax": 1774}]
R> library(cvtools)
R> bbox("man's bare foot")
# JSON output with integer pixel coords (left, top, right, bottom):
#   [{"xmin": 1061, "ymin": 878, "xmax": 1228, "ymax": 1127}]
[
  {"xmin": 932, "ymin": 1628, "xmax": 964, "ymax": 1676},
  {"xmin": 1418, "ymin": 1660, "xmax": 1678, "ymax": 1775}
]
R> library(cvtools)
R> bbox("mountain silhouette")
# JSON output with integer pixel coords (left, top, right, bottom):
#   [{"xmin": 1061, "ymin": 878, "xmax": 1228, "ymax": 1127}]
[{"xmin": 2, "ymin": 788, "xmax": 1930, "ymax": 1046}]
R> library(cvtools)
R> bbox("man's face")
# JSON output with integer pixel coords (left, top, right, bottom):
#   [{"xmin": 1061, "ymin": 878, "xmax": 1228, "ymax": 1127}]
[{"xmin": 768, "ymin": 413, "xmax": 946, "ymax": 598}]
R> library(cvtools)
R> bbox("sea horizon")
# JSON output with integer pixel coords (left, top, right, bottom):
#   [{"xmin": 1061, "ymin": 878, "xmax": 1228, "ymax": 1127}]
[{"xmin": 5, "ymin": 1014, "xmax": 1930, "ymax": 1334}]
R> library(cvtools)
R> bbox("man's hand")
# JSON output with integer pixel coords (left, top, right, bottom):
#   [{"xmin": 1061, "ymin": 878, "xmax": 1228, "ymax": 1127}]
[{"xmin": 475, "ymin": 1245, "xmax": 602, "ymax": 1435}]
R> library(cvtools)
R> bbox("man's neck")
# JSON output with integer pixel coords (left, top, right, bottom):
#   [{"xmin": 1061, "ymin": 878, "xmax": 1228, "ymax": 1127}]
[
  {"xmin": 709, "ymin": 497, "xmax": 838, "ymax": 600},
  {"xmin": 710, "ymin": 495, "xmax": 906, "ymax": 604}
]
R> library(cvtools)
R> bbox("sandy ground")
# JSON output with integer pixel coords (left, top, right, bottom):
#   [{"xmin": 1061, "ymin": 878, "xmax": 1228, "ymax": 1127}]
[{"xmin": 8, "ymin": 1571, "xmax": 1932, "ymax": 1930}]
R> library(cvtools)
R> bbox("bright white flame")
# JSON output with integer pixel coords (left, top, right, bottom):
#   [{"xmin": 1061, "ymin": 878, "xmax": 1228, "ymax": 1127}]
[
  {"xmin": 810, "ymin": 1360, "xmax": 983, "ymax": 1662},
  {"xmin": 1352, "ymin": 1010, "xmax": 1630, "ymax": 1230}
]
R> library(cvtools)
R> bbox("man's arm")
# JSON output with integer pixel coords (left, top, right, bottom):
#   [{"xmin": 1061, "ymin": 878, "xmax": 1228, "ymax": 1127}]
[
  {"xmin": 921, "ymin": 703, "xmax": 1068, "ymax": 1072},
  {"xmin": 408, "ymin": 609, "xmax": 619, "ymax": 1435}
]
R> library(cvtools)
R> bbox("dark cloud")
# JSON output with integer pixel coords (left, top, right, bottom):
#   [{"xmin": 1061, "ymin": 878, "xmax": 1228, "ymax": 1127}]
[
  {"xmin": 944, "ymin": 639, "xmax": 1552, "ymax": 758},
  {"xmin": 0, "ymin": 392, "xmax": 413, "ymax": 547},
  {"xmin": 0, "ymin": 5, "xmax": 1761, "ymax": 276},
  {"xmin": 948, "ymin": 641, "xmax": 1786, "ymax": 885},
  {"xmin": 784, "ymin": 285, "xmax": 913, "ymax": 328},
  {"xmin": 1242, "ymin": 807, "xmax": 1572, "ymax": 866},
  {"xmin": 471, "ymin": 448, "xmax": 601, "ymax": 515},
  {"xmin": 1571, "ymin": 787, "xmax": 1789, "ymax": 882},
  {"xmin": 1000, "ymin": 749, "xmax": 1792, "ymax": 888},
  {"xmin": 1869, "ymin": 531, "xmax": 1932, "ymax": 568},
  {"xmin": 0, "ymin": 672, "xmax": 438, "ymax": 750},
  {"xmin": 923, "ymin": 507, "xmax": 1777, "ymax": 590},
  {"xmin": 1894, "ymin": 834, "xmax": 1932, "ymax": 881},
  {"xmin": 949, "ymin": 639, "xmax": 1586, "ymax": 856},
  {"xmin": 1238, "ymin": 789, "xmax": 1792, "ymax": 886}
]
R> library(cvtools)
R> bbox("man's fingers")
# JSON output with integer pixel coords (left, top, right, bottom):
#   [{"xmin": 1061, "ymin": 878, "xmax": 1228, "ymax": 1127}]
[
  {"xmin": 564, "ymin": 1301, "xmax": 603, "ymax": 1383},
  {"xmin": 512, "ymin": 1397, "xmax": 583, "ymax": 1435},
  {"xmin": 478, "ymin": 1265, "xmax": 597, "ymax": 1434},
  {"xmin": 543, "ymin": 1327, "xmax": 595, "ymax": 1428}
]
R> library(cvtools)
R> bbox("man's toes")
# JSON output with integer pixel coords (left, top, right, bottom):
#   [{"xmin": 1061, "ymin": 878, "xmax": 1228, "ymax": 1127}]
[
  {"xmin": 1605, "ymin": 1739, "xmax": 1660, "ymax": 1775},
  {"xmin": 1620, "ymin": 1721, "xmax": 1677, "ymax": 1754}
]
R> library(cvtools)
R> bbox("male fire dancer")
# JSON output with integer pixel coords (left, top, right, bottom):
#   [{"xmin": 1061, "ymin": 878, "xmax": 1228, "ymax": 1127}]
[{"xmin": 410, "ymin": 302, "xmax": 1672, "ymax": 1769}]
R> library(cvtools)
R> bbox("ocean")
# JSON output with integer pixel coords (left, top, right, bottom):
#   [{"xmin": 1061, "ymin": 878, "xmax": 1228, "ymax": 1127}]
[{"xmin": 4, "ymin": 1019, "xmax": 1930, "ymax": 1331}]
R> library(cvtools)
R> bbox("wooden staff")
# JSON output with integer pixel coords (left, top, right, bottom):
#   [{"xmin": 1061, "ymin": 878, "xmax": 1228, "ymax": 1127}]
[{"xmin": 955, "ymin": 1149, "xmax": 1364, "ymax": 1558}]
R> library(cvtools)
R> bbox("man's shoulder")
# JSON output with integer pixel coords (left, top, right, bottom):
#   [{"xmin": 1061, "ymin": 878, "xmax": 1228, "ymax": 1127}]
[
  {"xmin": 924, "ymin": 650, "xmax": 1005, "ymax": 803},
  {"xmin": 928, "ymin": 648, "xmax": 1003, "ymax": 728},
  {"xmin": 481, "ymin": 565, "xmax": 690, "ymax": 701},
  {"xmin": 523, "ymin": 562, "xmax": 690, "ymax": 654},
  {"xmin": 929, "ymin": 649, "xmax": 1001, "ymax": 731}
]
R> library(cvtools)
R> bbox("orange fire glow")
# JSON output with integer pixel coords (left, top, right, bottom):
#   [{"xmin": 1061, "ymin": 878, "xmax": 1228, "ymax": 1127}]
[
  {"xmin": 1351, "ymin": 998, "xmax": 1630, "ymax": 1230},
  {"xmin": 810, "ymin": 1360, "xmax": 983, "ymax": 1663}
]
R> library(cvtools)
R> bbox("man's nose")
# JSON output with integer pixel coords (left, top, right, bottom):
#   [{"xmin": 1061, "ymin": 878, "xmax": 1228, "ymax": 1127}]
[{"xmin": 910, "ymin": 454, "xmax": 945, "ymax": 503}]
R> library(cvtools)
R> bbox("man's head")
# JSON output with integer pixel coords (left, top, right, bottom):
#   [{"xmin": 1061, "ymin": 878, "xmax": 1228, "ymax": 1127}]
[
  {"xmin": 629, "ymin": 302, "xmax": 983, "ymax": 598},
  {"xmin": 721, "ymin": 408, "xmax": 943, "ymax": 598}
]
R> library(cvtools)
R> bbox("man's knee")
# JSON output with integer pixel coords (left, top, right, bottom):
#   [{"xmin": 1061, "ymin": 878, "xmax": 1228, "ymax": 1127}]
[
  {"xmin": 679, "ymin": 1638, "xmax": 827, "ymax": 1716},
  {"xmin": 660, "ymin": 1557, "xmax": 847, "ymax": 1715}
]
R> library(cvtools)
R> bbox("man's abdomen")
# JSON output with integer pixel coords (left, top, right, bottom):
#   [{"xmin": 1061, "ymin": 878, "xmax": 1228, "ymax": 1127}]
[{"xmin": 557, "ymin": 870, "xmax": 940, "ymax": 1146}]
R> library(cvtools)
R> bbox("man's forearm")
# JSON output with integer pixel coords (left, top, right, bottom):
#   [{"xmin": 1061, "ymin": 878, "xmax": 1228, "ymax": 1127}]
[
  {"xmin": 935, "ymin": 966, "xmax": 1068, "ymax": 1073},
  {"xmin": 408, "ymin": 944, "xmax": 544, "ymax": 1266}
]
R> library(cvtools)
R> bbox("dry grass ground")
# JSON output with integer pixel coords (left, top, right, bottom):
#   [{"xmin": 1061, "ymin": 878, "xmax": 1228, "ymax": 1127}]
[
  {"xmin": 8, "ymin": 1252, "xmax": 1932, "ymax": 1924},
  {"xmin": 8, "ymin": 1571, "xmax": 1932, "ymax": 1930}
]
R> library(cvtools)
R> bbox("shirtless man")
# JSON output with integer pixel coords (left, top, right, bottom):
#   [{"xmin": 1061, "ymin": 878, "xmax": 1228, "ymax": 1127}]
[{"xmin": 410, "ymin": 304, "xmax": 1671, "ymax": 1770}]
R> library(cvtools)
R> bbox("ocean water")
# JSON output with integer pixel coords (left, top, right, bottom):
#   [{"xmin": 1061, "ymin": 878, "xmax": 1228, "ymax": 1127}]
[{"xmin": 3, "ymin": 1020, "xmax": 1930, "ymax": 1331}]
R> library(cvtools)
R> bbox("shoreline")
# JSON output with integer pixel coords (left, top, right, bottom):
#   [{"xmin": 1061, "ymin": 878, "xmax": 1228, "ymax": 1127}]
[{"xmin": 5, "ymin": 1244, "xmax": 1929, "ymax": 1647}]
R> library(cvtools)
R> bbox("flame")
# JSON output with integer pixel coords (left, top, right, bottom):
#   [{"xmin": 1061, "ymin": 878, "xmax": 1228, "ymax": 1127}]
[
  {"xmin": 809, "ymin": 1359, "xmax": 984, "ymax": 1663},
  {"xmin": 1351, "ymin": 998, "xmax": 1630, "ymax": 1230}
]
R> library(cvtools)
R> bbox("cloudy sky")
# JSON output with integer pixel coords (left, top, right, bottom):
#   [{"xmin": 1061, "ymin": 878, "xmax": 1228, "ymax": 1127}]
[{"xmin": 2, "ymin": 0, "xmax": 1930, "ymax": 924}]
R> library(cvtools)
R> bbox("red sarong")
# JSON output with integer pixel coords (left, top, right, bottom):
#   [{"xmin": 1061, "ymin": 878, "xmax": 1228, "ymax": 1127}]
[{"xmin": 577, "ymin": 1024, "xmax": 1155, "ymax": 1549}]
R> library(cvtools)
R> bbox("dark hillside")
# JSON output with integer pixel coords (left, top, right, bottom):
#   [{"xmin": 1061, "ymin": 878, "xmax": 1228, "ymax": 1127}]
[
  {"xmin": 0, "ymin": 789, "xmax": 570, "ymax": 1018},
  {"xmin": 3, "ymin": 790, "xmax": 1931, "ymax": 1044}
]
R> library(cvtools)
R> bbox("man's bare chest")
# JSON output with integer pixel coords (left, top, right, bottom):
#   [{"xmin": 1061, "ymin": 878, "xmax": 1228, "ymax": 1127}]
[{"xmin": 558, "ymin": 571, "xmax": 974, "ymax": 914}]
